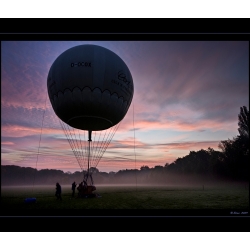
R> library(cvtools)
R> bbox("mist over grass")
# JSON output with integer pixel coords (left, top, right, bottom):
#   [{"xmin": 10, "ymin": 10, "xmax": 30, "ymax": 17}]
[
  {"xmin": 1, "ymin": 183, "xmax": 248, "ymax": 212},
  {"xmin": 1, "ymin": 164, "xmax": 249, "ymax": 212}
]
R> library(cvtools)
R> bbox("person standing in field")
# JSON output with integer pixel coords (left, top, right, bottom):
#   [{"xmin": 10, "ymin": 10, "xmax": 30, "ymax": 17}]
[
  {"xmin": 77, "ymin": 182, "xmax": 83, "ymax": 197},
  {"xmin": 55, "ymin": 182, "xmax": 62, "ymax": 201},
  {"xmin": 71, "ymin": 181, "xmax": 77, "ymax": 197}
]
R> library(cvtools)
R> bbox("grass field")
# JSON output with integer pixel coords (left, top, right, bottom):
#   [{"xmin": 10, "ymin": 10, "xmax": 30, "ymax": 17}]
[{"xmin": 1, "ymin": 183, "xmax": 249, "ymax": 212}]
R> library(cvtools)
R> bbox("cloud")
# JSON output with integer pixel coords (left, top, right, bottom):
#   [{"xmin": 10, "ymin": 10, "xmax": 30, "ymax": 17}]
[
  {"xmin": 130, "ymin": 41, "xmax": 249, "ymax": 124},
  {"xmin": 1, "ymin": 141, "xmax": 14, "ymax": 145}
]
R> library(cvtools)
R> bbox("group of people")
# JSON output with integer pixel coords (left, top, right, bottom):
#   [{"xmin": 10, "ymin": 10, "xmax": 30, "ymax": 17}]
[
  {"xmin": 55, "ymin": 180, "xmax": 93, "ymax": 200},
  {"xmin": 55, "ymin": 181, "xmax": 77, "ymax": 200},
  {"xmin": 55, "ymin": 171, "xmax": 96, "ymax": 200}
]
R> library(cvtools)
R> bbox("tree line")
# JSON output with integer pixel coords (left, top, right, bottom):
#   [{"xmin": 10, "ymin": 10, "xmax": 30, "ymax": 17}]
[
  {"xmin": 1, "ymin": 106, "xmax": 249, "ymax": 185},
  {"xmin": 165, "ymin": 106, "xmax": 249, "ymax": 181}
]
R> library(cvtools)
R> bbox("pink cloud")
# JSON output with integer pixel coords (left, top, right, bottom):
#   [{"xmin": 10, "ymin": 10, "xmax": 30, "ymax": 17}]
[
  {"xmin": 1, "ymin": 124, "xmax": 63, "ymax": 138},
  {"xmin": 1, "ymin": 141, "xmax": 15, "ymax": 145},
  {"xmin": 118, "ymin": 114, "xmax": 237, "ymax": 133}
]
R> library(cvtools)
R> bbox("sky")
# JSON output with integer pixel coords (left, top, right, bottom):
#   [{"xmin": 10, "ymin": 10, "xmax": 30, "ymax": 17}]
[{"xmin": 1, "ymin": 40, "xmax": 249, "ymax": 173}]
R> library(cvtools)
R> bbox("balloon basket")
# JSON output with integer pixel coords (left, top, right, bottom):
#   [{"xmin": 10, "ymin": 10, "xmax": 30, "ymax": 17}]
[{"xmin": 77, "ymin": 185, "xmax": 100, "ymax": 198}]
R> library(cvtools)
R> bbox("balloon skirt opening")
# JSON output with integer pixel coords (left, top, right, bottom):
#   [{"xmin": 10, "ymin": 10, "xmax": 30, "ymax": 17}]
[{"xmin": 67, "ymin": 116, "xmax": 114, "ymax": 131}]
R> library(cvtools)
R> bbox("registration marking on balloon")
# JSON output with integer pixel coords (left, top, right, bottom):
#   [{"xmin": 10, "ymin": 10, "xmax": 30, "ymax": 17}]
[{"xmin": 71, "ymin": 62, "xmax": 92, "ymax": 67}]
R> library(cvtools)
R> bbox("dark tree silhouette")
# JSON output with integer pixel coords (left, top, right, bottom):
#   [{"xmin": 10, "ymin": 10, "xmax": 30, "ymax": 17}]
[
  {"xmin": 140, "ymin": 166, "xmax": 150, "ymax": 171},
  {"xmin": 218, "ymin": 106, "xmax": 249, "ymax": 180},
  {"xmin": 238, "ymin": 106, "xmax": 249, "ymax": 139}
]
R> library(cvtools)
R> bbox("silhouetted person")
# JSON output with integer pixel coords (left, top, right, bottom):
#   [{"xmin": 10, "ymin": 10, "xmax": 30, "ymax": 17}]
[
  {"xmin": 72, "ymin": 181, "xmax": 77, "ymax": 197},
  {"xmin": 55, "ymin": 182, "xmax": 62, "ymax": 200},
  {"xmin": 77, "ymin": 182, "xmax": 83, "ymax": 197}
]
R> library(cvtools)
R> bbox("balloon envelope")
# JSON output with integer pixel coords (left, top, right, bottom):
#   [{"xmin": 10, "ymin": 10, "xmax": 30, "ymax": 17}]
[{"xmin": 47, "ymin": 44, "xmax": 134, "ymax": 131}]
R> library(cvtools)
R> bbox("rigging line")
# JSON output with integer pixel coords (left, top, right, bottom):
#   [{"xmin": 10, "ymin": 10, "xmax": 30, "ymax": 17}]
[
  {"xmin": 91, "ymin": 129, "xmax": 102, "ymax": 169},
  {"xmin": 70, "ymin": 124, "xmax": 82, "ymax": 169},
  {"xmin": 84, "ymin": 130, "xmax": 88, "ymax": 172},
  {"xmin": 79, "ymin": 129, "xmax": 86, "ymax": 172},
  {"xmin": 76, "ymin": 128, "xmax": 82, "ymax": 168},
  {"xmin": 103, "ymin": 124, "xmax": 119, "ymax": 151},
  {"xmin": 89, "ymin": 130, "xmax": 93, "ymax": 170},
  {"xmin": 75, "ymin": 128, "xmax": 85, "ymax": 171},
  {"xmin": 84, "ymin": 131, "xmax": 88, "ymax": 170},
  {"xmin": 94, "ymin": 122, "xmax": 120, "ymax": 168},
  {"xmin": 94, "ymin": 123, "xmax": 120, "ymax": 169},
  {"xmin": 92, "ymin": 126, "xmax": 114, "ymax": 168},
  {"xmin": 92, "ymin": 130, "xmax": 98, "ymax": 169},
  {"xmin": 87, "ymin": 134, "xmax": 92, "ymax": 179},
  {"xmin": 72, "ymin": 125, "xmax": 84, "ymax": 170},
  {"xmin": 60, "ymin": 122, "xmax": 79, "ymax": 169},
  {"xmin": 90, "ymin": 130, "xmax": 96, "ymax": 170},
  {"xmin": 91, "ymin": 128, "xmax": 108, "ymax": 168},
  {"xmin": 83, "ymin": 129, "xmax": 88, "ymax": 174},
  {"xmin": 32, "ymin": 94, "xmax": 48, "ymax": 194},
  {"xmin": 68, "ymin": 124, "xmax": 84, "ymax": 171},
  {"xmin": 93, "ymin": 128, "xmax": 109, "ymax": 168},
  {"xmin": 60, "ymin": 121, "xmax": 83, "ymax": 171},
  {"xmin": 79, "ymin": 130, "xmax": 85, "ymax": 171},
  {"xmin": 99, "ymin": 124, "xmax": 117, "ymax": 155},
  {"xmin": 88, "ymin": 136, "xmax": 92, "ymax": 172},
  {"xmin": 82, "ymin": 129, "xmax": 88, "ymax": 170},
  {"xmin": 133, "ymin": 103, "xmax": 137, "ymax": 191},
  {"xmin": 70, "ymin": 126, "xmax": 84, "ymax": 171},
  {"xmin": 60, "ymin": 121, "xmax": 80, "ymax": 170}
]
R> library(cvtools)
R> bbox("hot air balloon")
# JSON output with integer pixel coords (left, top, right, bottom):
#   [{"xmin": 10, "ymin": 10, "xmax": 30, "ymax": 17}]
[{"xmin": 47, "ymin": 44, "xmax": 134, "ymax": 194}]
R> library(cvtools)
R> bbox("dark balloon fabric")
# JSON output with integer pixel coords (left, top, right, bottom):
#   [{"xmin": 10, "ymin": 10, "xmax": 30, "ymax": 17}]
[{"xmin": 47, "ymin": 44, "xmax": 134, "ymax": 131}]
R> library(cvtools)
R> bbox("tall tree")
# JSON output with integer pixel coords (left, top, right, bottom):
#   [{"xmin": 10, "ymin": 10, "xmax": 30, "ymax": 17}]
[
  {"xmin": 237, "ymin": 106, "xmax": 249, "ymax": 158},
  {"xmin": 238, "ymin": 106, "xmax": 249, "ymax": 139},
  {"xmin": 218, "ymin": 106, "xmax": 249, "ymax": 180}
]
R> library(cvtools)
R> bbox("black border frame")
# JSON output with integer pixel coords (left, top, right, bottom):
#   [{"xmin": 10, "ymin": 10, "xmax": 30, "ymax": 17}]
[{"xmin": 1, "ymin": 18, "xmax": 249, "ymax": 232}]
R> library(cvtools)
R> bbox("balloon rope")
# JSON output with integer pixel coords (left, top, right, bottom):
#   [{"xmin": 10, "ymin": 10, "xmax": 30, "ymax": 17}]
[
  {"xmin": 94, "ymin": 122, "xmax": 120, "ymax": 169},
  {"xmin": 94, "ymin": 123, "xmax": 120, "ymax": 168},
  {"xmin": 82, "ymin": 130, "xmax": 87, "ymax": 171},
  {"xmin": 72, "ymin": 126, "xmax": 84, "ymax": 171},
  {"xmin": 91, "ymin": 128, "xmax": 108, "ymax": 168},
  {"xmin": 70, "ymin": 124, "xmax": 85, "ymax": 171},
  {"xmin": 87, "ymin": 130, "xmax": 92, "ymax": 184},
  {"xmin": 92, "ymin": 126, "xmax": 113, "ymax": 168},
  {"xmin": 59, "ymin": 120, "xmax": 121, "ymax": 174},
  {"xmin": 78, "ymin": 128, "xmax": 85, "ymax": 171},
  {"xmin": 74, "ymin": 126, "xmax": 86, "ymax": 171},
  {"xmin": 90, "ymin": 129, "xmax": 102, "ymax": 169},
  {"xmin": 65, "ymin": 123, "xmax": 83, "ymax": 170},
  {"xmin": 32, "ymin": 93, "xmax": 48, "ymax": 194},
  {"xmin": 72, "ymin": 126, "xmax": 85, "ymax": 170},
  {"xmin": 60, "ymin": 121, "xmax": 83, "ymax": 171},
  {"xmin": 90, "ymin": 130, "xmax": 96, "ymax": 170},
  {"xmin": 133, "ymin": 103, "xmax": 137, "ymax": 191},
  {"xmin": 83, "ymin": 130, "xmax": 88, "ymax": 173},
  {"xmin": 91, "ymin": 130, "xmax": 105, "ymax": 168},
  {"xmin": 60, "ymin": 121, "xmax": 79, "ymax": 170}
]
